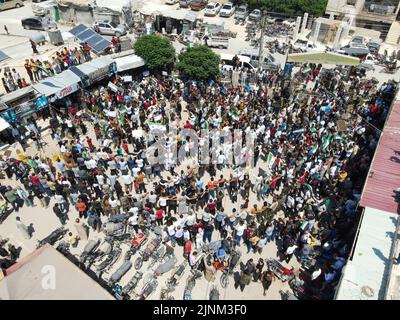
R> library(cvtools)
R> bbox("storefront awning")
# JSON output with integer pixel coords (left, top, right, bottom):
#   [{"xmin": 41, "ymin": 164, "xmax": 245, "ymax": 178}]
[
  {"xmin": 185, "ymin": 11, "xmax": 198, "ymax": 22},
  {"xmin": 0, "ymin": 86, "xmax": 35, "ymax": 105},
  {"xmin": 287, "ymin": 52, "xmax": 361, "ymax": 66},
  {"xmin": 32, "ymin": 70, "xmax": 81, "ymax": 98},
  {"xmin": 114, "ymin": 54, "xmax": 145, "ymax": 72},
  {"xmin": 0, "ymin": 117, "xmax": 10, "ymax": 132},
  {"xmin": 70, "ymin": 56, "xmax": 114, "ymax": 81}
]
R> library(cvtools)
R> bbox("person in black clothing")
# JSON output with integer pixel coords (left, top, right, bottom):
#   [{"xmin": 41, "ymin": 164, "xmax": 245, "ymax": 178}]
[{"xmin": 114, "ymin": 180, "xmax": 124, "ymax": 199}]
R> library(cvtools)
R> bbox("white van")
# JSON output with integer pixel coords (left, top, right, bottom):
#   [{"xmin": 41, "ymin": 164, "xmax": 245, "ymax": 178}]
[
  {"xmin": 238, "ymin": 47, "xmax": 278, "ymax": 70},
  {"xmin": 220, "ymin": 53, "xmax": 256, "ymax": 71}
]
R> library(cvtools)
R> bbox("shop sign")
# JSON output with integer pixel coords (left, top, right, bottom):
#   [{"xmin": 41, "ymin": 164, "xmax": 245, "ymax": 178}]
[
  {"xmin": 122, "ymin": 76, "xmax": 132, "ymax": 82},
  {"xmin": 56, "ymin": 83, "xmax": 79, "ymax": 99},
  {"xmin": 108, "ymin": 82, "xmax": 119, "ymax": 92}
]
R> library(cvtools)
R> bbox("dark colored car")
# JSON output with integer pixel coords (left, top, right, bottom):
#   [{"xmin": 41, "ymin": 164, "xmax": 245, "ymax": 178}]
[
  {"xmin": 21, "ymin": 16, "xmax": 48, "ymax": 30},
  {"xmin": 190, "ymin": 0, "xmax": 208, "ymax": 10}
]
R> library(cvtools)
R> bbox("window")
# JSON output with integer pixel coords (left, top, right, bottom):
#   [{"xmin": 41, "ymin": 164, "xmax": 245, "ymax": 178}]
[{"xmin": 347, "ymin": 0, "xmax": 357, "ymax": 5}]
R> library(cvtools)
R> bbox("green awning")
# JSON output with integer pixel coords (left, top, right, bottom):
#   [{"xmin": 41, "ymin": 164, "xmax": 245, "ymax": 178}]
[{"xmin": 287, "ymin": 52, "xmax": 361, "ymax": 66}]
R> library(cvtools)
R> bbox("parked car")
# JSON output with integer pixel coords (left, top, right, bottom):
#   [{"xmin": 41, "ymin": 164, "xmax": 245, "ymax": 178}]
[
  {"xmin": 239, "ymin": 47, "xmax": 279, "ymax": 71},
  {"xmin": 190, "ymin": 0, "xmax": 208, "ymax": 10},
  {"xmin": 21, "ymin": 16, "xmax": 54, "ymax": 30},
  {"xmin": 165, "ymin": 0, "xmax": 179, "ymax": 4},
  {"xmin": 219, "ymin": 2, "xmax": 235, "ymax": 17},
  {"xmin": 248, "ymin": 9, "xmax": 262, "ymax": 21},
  {"xmin": 203, "ymin": 35, "xmax": 229, "ymax": 49},
  {"xmin": 220, "ymin": 53, "xmax": 256, "ymax": 71},
  {"xmin": 367, "ymin": 39, "xmax": 382, "ymax": 54},
  {"xmin": 341, "ymin": 43, "xmax": 370, "ymax": 57},
  {"xmin": 0, "ymin": 0, "xmax": 24, "ymax": 11},
  {"xmin": 293, "ymin": 37, "xmax": 326, "ymax": 52},
  {"xmin": 204, "ymin": 2, "xmax": 221, "ymax": 16},
  {"xmin": 234, "ymin": 4, "xmax": 248, "ymax": 21},
  {"xmin": 179, "ymin": 0, "xmax": 191, "ymax": 7},
  {"xmin": 93, "ymin": 20, "xmax": 127, "ymax": 37}
]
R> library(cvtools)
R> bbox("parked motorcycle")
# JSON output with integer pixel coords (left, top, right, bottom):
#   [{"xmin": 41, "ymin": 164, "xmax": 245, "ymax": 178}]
[
  {"xmin": 37, "ymin": 227, "xmax": 68, "ymax": 249},
  {"xmin": 183, "ymin": 269, "xmax": 203, "ymax": 300},
  {"xmin": 136, "ymin": 277, "xmax": 158, "ymax": 300},
  {"xmin": 154, "ymin": 254, "xmax": 177, "ymax": 276},
  {"xmin": 220, "ymin": 249, "xmax": 241, "ymax": 288},
  {"xmin": 266, "ymin": 258, "xmax": 294, "ymax": 282},
  {"xmin": 209, "ymin": 285, "xmax": 220, "ymax": 300},
  {"xmin": 166, "ymin": 261, "xmax": 187, "ymax": 290},
  {"xmin": 109, "ymin": 260, "xmax": 132, "ymax": 285},
  {"xmin": 115, "ymin": 271, "xmax": 143, "ymax": 300},
  {"xmin": 134, "ymin": 236, "xmax": 162, "ymax": 270},
  {"xmin": 80, "ymin": 238, "xmax": 100, "ymax": 264},
  {"xmin": 94, "ymin": 242, "xmax": 122, "ymax": 277},
  {"xmin": 83, "ymin": 238, "xmax": 113, "ymax": 269}
]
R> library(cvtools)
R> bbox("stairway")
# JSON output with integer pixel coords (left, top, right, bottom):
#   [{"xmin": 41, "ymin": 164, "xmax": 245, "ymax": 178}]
[{"xmin": 386, "ymin": 21, "xmax": 400, "ymax": 45}]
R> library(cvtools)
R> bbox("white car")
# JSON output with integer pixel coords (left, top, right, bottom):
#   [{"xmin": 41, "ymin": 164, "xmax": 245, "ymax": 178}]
[
  {"xmin": 165, "ymin": 0, "xmax": 179, "ymax": 4},
  {"xmin": 293, "ymin": 38, "xmax": 325, "ymax": 52},
  {"xmin": 204, "ymin": 2, "xmax": 221, "ymax": 16},
  {"xmin": 219, "ymin": 2, "xmax": 235, "ymax": 17}
]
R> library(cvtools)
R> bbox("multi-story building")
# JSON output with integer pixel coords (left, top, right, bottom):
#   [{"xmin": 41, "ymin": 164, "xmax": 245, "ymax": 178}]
[{"xmin": 325, "ymin": 0, "xmax": 400, "ymax": 44}]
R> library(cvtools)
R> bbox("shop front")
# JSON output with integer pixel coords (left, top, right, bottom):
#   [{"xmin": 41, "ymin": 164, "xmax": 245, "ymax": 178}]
[
  {"xmin": 69, "ymin": 56, "xmax": 116, "ymax": 88},
  {"xmin": 0, "ymin": 87, "xmax": 39, "ymax": 124},
  {"xmin": 32, "ymin": 69, "xmax": 82, "ymax": 115},
  {"xmin": 114, "ymin": 54, "xmax": 146, "ymax": 75}
]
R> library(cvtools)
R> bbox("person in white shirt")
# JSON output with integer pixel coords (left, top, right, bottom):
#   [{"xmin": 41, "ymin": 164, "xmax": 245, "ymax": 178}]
[
  {"xmin": 311, "ymin": 267, "xmax": 322, "ymax": 281},
  {"xmin": 284, "ymin": 244, "xmax": 298, "ymax": 263},
  {"xmin": 185, "ymin": 211, "xmax": 196, "ymax": 227},
  {"xmin": 167, "ymin": 224, "xmax": 176, "ymax": 246},
  {"xmin": 148, "ymin": 191, "xmax": 157, "ymax": 206},
  {"xmin": 96, "ymin": 174, "xmax": 105, "ymax": 185},
  {"xmin": 128, "ymin": 214, "xmax": 139, "ymax": 233},
  {"xmin": 235, "ymin": 221, "xmax": 246, "ymax": 246}
]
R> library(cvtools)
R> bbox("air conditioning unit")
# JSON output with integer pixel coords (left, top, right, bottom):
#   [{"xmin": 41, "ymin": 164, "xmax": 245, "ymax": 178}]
[{"xmin": 48, "ymin": 29, "xmax": 64, "ymax": 46}]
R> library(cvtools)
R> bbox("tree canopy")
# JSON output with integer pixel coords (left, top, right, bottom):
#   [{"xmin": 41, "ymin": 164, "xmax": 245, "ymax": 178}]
[
  {"xmin": 133, "ymin": 34, "xmax": 176, "ymax": 71},
  {"xmin": 177, "ymin": 45, "xmax": 221, "ymax": 82}
]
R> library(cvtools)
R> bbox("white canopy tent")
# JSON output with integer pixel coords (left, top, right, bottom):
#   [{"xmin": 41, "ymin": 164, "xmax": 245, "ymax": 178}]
[{"xmin": 114, "ymin": 54, "xmax": 145, "ymax": 72}]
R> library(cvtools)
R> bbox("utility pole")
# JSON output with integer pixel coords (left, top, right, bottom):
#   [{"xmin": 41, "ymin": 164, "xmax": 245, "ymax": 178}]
[{"xmin": 258, "ymin": 9, "xmax": 268, "ymax": 69}]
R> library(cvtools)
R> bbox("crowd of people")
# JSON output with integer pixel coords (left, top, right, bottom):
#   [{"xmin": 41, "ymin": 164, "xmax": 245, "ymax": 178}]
[
  {"xmin": 0, "ymin": 57, "xmax": 397, "ymax": 299},
  {"xmin": 1, "ymin": 44, "xmax": 92, "ymax": 94}
]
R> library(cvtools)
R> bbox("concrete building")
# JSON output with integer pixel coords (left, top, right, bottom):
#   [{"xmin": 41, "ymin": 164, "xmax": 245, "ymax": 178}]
[
  {"xmin": 57, "ymin": 0, "xmax": 133, "ymax": 26},
  {"xmin": 325, "ymin": 0, "xmax": 400, "ymax": 44},
  {"xmin": 0, "ymin": 244, "xmax": 114, "ymax": 300}
]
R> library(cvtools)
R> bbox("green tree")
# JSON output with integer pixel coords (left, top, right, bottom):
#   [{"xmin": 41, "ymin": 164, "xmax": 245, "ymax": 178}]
[
  {"xmin": 133, "ymin": 34, "xmax": 176, "ymax": 71},
  {"xmin": 177, "ymin": 45, "xmax": 220, "ymax": 81},
  {"xmin": 246, "ymin": 0, "xmax": 328, "ymax": 17}
]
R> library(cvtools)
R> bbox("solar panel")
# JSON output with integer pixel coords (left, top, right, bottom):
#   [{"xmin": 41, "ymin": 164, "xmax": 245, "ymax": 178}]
[
  {"xmin": 92, "ymin": 39, "xmax": 111, "ymax": 54},
  {"xmin": 77, "ymin": 29, "xmax": 96, "ymax": 42},
  {"xmin": 86, "ymin": 34, "xmax": 104, "ymax": 47},
  {"xmin": 69, "ymin": 25, "xmax": 111, "ymax": 54},
  {"xmin": 69, "ymin": 24, "xmax": 87, "ymax": 36},
  {"xmin": 0, "ymin": 50, "xmax": 9, "ymax": 62}
]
